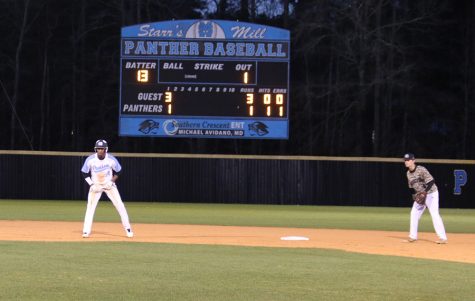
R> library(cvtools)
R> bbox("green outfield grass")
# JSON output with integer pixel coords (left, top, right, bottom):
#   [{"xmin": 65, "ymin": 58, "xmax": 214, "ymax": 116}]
[
  {"xmin": 0, "ymin": 200, "xmax": 474, "ymax": 232},
  {"xmin": 0, "ymin": 200, "xmax": 474, "ymax": 301}
]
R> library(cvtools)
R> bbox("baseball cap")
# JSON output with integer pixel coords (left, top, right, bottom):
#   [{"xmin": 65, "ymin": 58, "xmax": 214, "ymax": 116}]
[{"xmin": 403, "ymin": 153, "xmax": 415, "ymax": 161}]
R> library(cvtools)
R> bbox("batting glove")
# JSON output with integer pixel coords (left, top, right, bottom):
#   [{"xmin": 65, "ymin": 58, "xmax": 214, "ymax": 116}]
[
  {"xmin": 90, "ymin": 184, "xmax": 103, "ymax": 193},
  {"xmin": 104, "ymin": 181, "xmax": 114, "ymax": 190}
]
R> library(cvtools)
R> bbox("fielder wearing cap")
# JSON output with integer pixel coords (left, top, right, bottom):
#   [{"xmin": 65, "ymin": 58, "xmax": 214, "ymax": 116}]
[{"xmin": 403, "ymin": 153, "xmax": 447, "ymax": 244}]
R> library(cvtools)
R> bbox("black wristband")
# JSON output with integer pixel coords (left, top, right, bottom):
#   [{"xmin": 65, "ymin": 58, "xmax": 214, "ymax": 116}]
[{"xmin": 425, "ymin": 180, "xmax": 434, "ymax": 192}]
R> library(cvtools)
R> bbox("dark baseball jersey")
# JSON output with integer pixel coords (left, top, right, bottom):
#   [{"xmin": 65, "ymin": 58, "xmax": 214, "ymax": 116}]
[{"xmin": 406, "ymin": 165, "xmax": 437, "ymax": 194}]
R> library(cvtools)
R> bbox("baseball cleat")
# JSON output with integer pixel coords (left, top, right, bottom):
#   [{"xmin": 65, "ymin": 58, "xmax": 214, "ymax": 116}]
[
  {"xmin": 82, "ymin": 232, "xmax": 90, "ymax": 238},
  {"xmin": 436, "ymin": 239, "xmax": 448, "ymax": 244},
  {"xmin": 407, "ymin": 237, "xmax": 417, "ymax": 242},
  {"xmin": 126, "ymin": 229, "xmax": 134, "ymax": 238}
]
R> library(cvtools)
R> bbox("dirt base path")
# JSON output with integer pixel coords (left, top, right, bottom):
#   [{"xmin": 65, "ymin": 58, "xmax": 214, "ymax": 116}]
[{"xmin": 1, "ymin": 220, "xmax": 474, "ymax": 264}]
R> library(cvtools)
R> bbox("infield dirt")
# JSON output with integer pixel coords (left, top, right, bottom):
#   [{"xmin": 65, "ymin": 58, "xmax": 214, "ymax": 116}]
[{"xmin": 1, "ymin": 220, "xmax": 474, "ymax": 264}]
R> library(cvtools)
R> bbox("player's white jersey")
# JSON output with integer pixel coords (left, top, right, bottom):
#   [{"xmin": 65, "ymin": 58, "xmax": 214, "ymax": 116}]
[{"xmin": 81, "ymin": 153, "xmax": 121, "ymax": 184}]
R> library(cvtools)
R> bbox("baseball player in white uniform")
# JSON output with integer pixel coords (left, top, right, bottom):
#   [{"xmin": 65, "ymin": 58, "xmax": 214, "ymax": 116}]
[
  {"xmin": 404, "ymin": 153, "xmax": 447, "ymax": 244},
  {"xmin": 81, "ymin": 139, "xmax": 133, "ymax": 238}
]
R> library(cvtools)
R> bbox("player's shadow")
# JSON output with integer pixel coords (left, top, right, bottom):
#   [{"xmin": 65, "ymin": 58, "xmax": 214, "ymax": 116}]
[
  {"xmin": 77, "ymin": 231, "xmax": 125, "ymax": 238},
  {"xmin": 388, "ymin": 235, "xmax": 433, "ymax": 243}
]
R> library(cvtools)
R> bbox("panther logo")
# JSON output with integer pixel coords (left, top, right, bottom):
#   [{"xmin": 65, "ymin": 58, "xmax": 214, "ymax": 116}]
[
  {"xmin": 248, "ymin": 122, "xmax": 269, "ymax": 136},
  {"xmin": 138, "ymin": 119, "xmax": 159, "ymax": 134}
]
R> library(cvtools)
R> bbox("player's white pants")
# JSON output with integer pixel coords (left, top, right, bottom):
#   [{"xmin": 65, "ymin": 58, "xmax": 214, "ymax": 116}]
[
  {"xmin": 409, "ymin": 191, "xmax": 447, "ymax": 240},
  {"xmin": 82, "ymin": 184, "xmax": 132, "ymax": 235}
]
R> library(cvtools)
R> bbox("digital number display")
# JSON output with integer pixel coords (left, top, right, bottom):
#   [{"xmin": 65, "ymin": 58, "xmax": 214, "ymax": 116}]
[{"xmin": 119, "ymin": 20, "xmax": 290, "ymax": 139}]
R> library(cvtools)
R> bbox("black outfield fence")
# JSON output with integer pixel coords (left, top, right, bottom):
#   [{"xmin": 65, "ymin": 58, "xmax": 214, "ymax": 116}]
[{"xmin": 0, "ymin": 151, "xmax": 473, "ymax": 208}]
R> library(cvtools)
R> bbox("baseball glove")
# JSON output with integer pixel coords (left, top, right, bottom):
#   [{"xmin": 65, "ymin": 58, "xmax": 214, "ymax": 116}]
[{"xmin": 413, "ymin": 191, "xmax": 427, "ymax": 205}]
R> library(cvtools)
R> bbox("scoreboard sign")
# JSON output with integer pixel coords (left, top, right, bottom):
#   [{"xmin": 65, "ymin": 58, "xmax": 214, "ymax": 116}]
[{"xmin": 119, "ymin": 20, "xmax": 290, "ymax": 139}]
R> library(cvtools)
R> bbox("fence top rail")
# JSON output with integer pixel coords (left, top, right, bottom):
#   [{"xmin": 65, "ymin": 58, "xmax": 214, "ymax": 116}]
[{"xmin": 0, "ymin": 150, "xmax": 474, "ymax": 165}]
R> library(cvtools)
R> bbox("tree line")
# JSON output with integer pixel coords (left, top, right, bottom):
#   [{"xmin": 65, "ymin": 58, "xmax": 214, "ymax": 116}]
[{"xmin": 0, "ymin": 0, "xmax": 473, "ymax": 159}]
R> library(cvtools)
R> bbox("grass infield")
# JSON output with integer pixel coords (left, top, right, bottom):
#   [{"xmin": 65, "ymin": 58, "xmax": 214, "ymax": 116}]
[{"xmin": 0, "ymin": 200, "xmax": 474, "ymax": 301}]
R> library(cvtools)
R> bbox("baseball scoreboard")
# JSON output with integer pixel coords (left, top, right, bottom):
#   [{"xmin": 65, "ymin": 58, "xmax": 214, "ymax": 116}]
[{"xmin": 119, "ymin": 19, "xmax": 290, "ymax": 139}]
